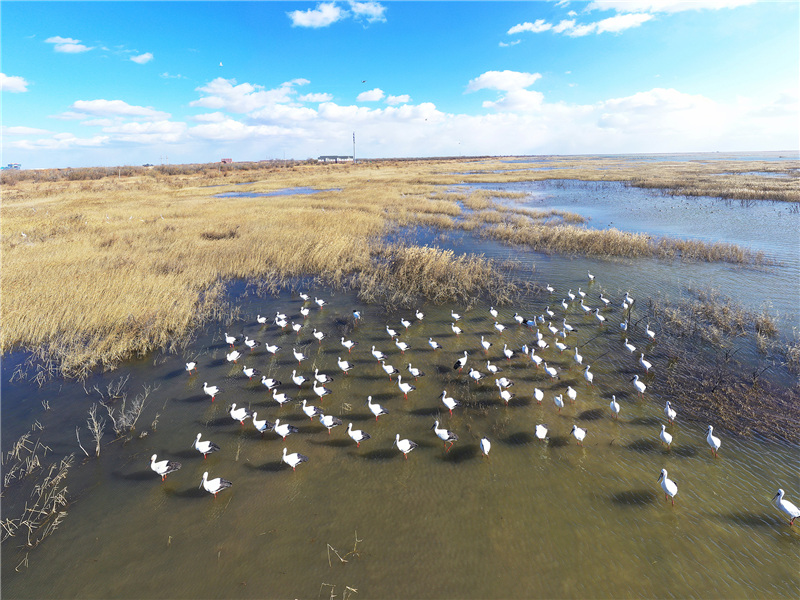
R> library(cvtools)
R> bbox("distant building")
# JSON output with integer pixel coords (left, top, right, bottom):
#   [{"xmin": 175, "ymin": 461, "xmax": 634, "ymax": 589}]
[
  {"xmin": 318, "ymin": 155, "xmax": 353, "ymax": 163},
  {"xmin": 220, "ymin": 158, "xmax": 233, "ymax": 164},
  {"xmin": 3, "ymin": 163, "xmax": 21, "ymax": 170}
]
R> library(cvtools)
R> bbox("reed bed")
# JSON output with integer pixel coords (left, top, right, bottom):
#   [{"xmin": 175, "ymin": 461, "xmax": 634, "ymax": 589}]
[{"xmin": 2, "ymin": 156, "xmax": 792, "ymax": 376}]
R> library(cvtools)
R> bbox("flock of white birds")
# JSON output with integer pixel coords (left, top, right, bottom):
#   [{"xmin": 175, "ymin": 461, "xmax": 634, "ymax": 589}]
[{"xmin": 149, "ymin": 276, "xmax": 799, "ymax": 526}]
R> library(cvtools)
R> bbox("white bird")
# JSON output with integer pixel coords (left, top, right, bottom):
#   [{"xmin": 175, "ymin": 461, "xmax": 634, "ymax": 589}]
[
  {"xmin": 571, "ymin": 424, "xmax": 587, "ymax": 446},
  {"xmin": 394, "ymin": 434, "xmax": 418, "ymax": 459},
  {"xmin": 514, "ymin": 312, "xmax": 524, "ymax": 325},
  {"xmin": 554, "ymin": 394, "xmax": 564, "ymax": 413},
  {"xmin": 352, "ymin": 310, "xmax": 361, "ymax": 322},
  {"xmin": 400, "ymin": 318, "xmax": 412, "ymax": 330},
  {"xmin": 468, "ymin": 367, "xmax": 486, "ymax": 383},
  {"xmin": 580, "ymin": 300, "xmax": 592, "ymax": 313},
  {"xmin": 299, "ymin": 293, "xmax": 310, "ymax": 302},
  {"xmin": 494, "ymin": 321, "xmax": 505, "ymax": 333},
  {"xmin": 639, "ymin": 353, "xmax": 652, "ymax": 372},
  {"xmin": 319, "ymin": 414, "xmax": 343, "ymax": 434},
  {"xmin": 536, "ymin": 338, "xmax": 549, "ymax": 350},
  {"xmin": 584, "ymin": 365, "xmax": 594, "ymax": 386},
  {"xmin": 229, "ymin": 403, "xmax": 251, "ymax": 425},
  {"xmin": 150, "ymin": 454, "xmax": 181, "ymax": 481},
  {"xmin": 441, "ymin": 390, "xmax": 461, "ymax": 415},
  {"xmin": 566, "ymin": 386, "xmax": 577, "ymax": 404},
  {"xmin": 657, "ymin": 469, "xmax": 678, "ymax": 506},
  {"xmin": 706, "ymin": 425, "xmax": 721, "ymax": 458},
  {"xmin": 291, "ymin": 322, "xmax": 303, "ymax": 335},
  {"xmin": 415, "ymin": 309, "xmax": 424, "ymax": 321},
  {"xmin": 397, "ymin": 375, "xmax": 416, "ymax": 399},
  {"xmin": 244, "ymin": 336, "xmax": 261, "ymax": 351},
  {"xmin": 530, "ymin": 351, "xmax": 543, "ymax": 368},
  {"xmin": 312, "ymin": 328, "xmax": 326, "ymax": 344},
  {"xmin": 272, "ymin": 388, "xmax": 291, "ymax": 406},
  {"xmin": 632, "ymin": 375, "xmax": 647, "ymax": 396},
  {"xmin": 486, "ymin": 360, "xmax": 501, "ymax": 375},
  {"xmin": 366, "ymin": 395, "xmax": 388, "ymax": 421},
  {"xmin": 567, "ymin": 290, "xmax": 576, "ymax": 301},
  {"xmin": 588, "ymin": 271, "xmax": 595, "ymax": 281},
  {"xmin": 543, "ymin": 362, "xmax": 558, "ymax": 379},
  {"xmin": 395, "ymin": 339, "xmax": 410, "ymax": 354},
  {"xmin": 371, "ymin": 346, "xmax": 386, "ymax": 361},
  {"xmin": 546, "ymin": 283, "xmax": 555, "ymax": 293},
  {"xmin": 772, "ymin": 489, "xmax": 800, "ymax": 526},
  {"xmin": 497, "ymin": 384, "xmax": 514, "ymax": 405},
  {"xmin": 533, "ymin": 388, "xmax": 544, "ymax": 404},
  {"xmin": 432, "ymin": 420, "xmax": 458, "ymax": 452},
  {"xmin": 291, "ymin": 370, "xmax": 307, "ymax": 387},
  {"xmin": 561, "ymin": 298, "xmax": 569, "ymax": 311},
  {"xmin": 314, "ymin": 368, "xmax": 334, "ymax": 384},
  {"xmin": 451, "ymin": 322, "xmax": 462, "ymax": 336},
  {"xmin": 203, "ymin": 382, "xmax": 221, "ymax": 402},
  {"xmin": 546, "ymin": 306, "xmax": 555, "ymax": 317},
  {"xmin": 224, "ymin": 332, "xmax": 237, "ymax": 347},
  {"xmin": 481, "ymin": 336, "xmax": 492, "ymax": 353},
  {"xmin": 301, "ymin": 399, "xmax": 323, "ymax": 421},
  {"xmin": 260, "ymin": 376, "xmax": 281, "ymax": 390},
  {"xmin": 341, "ymin": 337, "xmax": 358, "ymax": 353},
  {"xmin": 312, "ymin": 381, "xmax": 332, "ymax": 400},
  {"xmin": 480, "ymin": 437, "xmax": 491, "ymax": 456},
  {"xmin": 347, "ymin": 422, "xmax": 371, "ymax": 447},
  {"xmin": 496, "ymin": 376, "xmax": 514, "ymax": 389},
  {"xmin": 535, "ymin": 424, "xmax": 548, "ymax": 440},
  {"xmin": 300, "ymin": 306, "xmax": 310, "ymax": 318},
  {"xmin": 337, "ymin": 357, "xmax": 353, "ymax": 374},
  {"xmin": 386, "ymin": 325, "xmax": 398, "ymax": 339},
  {"xmin": 275, "ymin": 317, "xmax": 288, "ymax": 329},
  {"xmin": 599, "ymin": 293, "xmax": 611, "ymax": 306},
  {"xmin": 451, "ymin": 310, "xmax": 461, "ymax": 321},
  {"xmin": 624, "ymin": 292, "xmax": 634, "ymax": 307},
  {"xmin": 620, "ymin": 319, "xmax": 629, "ymax": 332},
  {"xmin": 577, "ymin": 287, "xmax": 586, "ymax": 299},
  {"xmin": 200, "ymin": 471, "xmax": 232, "ymax": 497},
  {"xmin": 314, "ymin": 296, "xmax": 326, "ymax": 308},
  {"xmin": 454, "ymin": 351, "xmax": 468, "ymax": 372},
  {"xmin": 226, "ymin": 350, "xmax": 241, "ymax": 363},
  {"xmin": 185, "ymin": 361, "xmax": 197, "ymax": 374},
  {"xmin": 242, "ymin": 365, "xmax": 260, "ymax": 380},
  {"xmin": 562, "ymin": 318, "xmax": 576, "ymax": 333},
  {"xmin": 252, "ymin": 412, "xmax": 274, "ymax": 436},
  {"xmin": 498, "ymin": 344, "xmax": 511, "ymax": 361},
  {"xmin": 664, "ymin": 400, "xmax": 676, "ymax": 423},
  {"xmin": 407, "ymin": 363, "xmax": 425, "ymax": 380},
  {"xmin": 293, "ymin": 348, "xmax": 306, "ymax": 364},
  {"xmin": 381, "ymin": 360, "xmax": 400, "ymax": 380},
  {"xmin": 193, "ymin": 433, "xmax": 220, "ymax": 458},
  {"xmin": 573, "ymin": 347, "xmax": 583, "ymax": 367},
  {"xmin": 660, "ymin": 424, "xmax": 673, "ymax": 448},
  {"xmin": 623, "ymin": 338, "xmax": 636, "ymax": 353},
  {"xmin": 593, "ymin": 308, "xmax": 606, "ymax": 324},
  {"xmin": 264, "ymin": 342, "xmax": 281, "ymax": 354},
  {"xmin": 273, "ymin": 419, "xmax": 299, "ymax": 440},
  {"xmin": 645, "ymin": 322, "xmax": 656, "ymax": 340},
  {"xmin": 489, "ymin": 306, "xmax": 498, "ymax": 319},
  {"xmin": 609, "ymin": 395, "xmax": 620, "ymax": 419},
  {"xmin": 554, "ymin": 339, "xmax": 568, "ymax": 353},
  {"xmin": 282, "ymin": 447, "xmax": 309, "ymax": 471},
  {"xmin": 428, "ymin": 337, "xmax": 442, "ymax": 350}
]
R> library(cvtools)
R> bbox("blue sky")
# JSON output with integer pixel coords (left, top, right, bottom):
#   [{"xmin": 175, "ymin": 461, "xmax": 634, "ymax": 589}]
[{"xmin": 2, "ymin": 1, "xmax": 797, "ymax": 168}]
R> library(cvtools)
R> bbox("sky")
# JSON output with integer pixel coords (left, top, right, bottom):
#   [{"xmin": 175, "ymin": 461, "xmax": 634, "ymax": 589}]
[{"xmin": 1, "ymin": 1, "xmax": 798, "ymax": 168}]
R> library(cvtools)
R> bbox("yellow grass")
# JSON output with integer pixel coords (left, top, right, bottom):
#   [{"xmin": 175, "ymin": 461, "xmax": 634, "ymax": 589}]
[{"xmin": 2, "ymin": 156, "xmax": 792, "ymax": 376}]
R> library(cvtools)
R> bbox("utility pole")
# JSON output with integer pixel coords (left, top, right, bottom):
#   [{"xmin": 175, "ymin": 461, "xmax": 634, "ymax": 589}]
[{"xmin": 353, "ymin": 131, "xmax": 356, "ymax": 164}]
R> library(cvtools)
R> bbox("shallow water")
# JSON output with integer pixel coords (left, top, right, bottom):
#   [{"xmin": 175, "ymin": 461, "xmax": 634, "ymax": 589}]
[
  {"xmin": 213, "ymin": 187, "xmax": 338, "ymax": 198},
  {"xmin": 2, "ymin": 282, "xmax": 799, "ymax": 599},
  {"xmin": 3, "ymin": 164, "xmax": 800, "ymax": 598}
]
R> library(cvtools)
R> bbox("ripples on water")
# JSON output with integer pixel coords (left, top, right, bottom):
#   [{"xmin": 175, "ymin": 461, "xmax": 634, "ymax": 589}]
[{"xmin": 2, "ymin": 284, "xmax": 798, "ymax": 599}]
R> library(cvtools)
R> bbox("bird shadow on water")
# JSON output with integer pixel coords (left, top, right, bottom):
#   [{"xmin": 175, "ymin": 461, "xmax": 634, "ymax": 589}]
[
  {"xmin": 359, "ymin": 448, "xmax": 397, "ymax": 461},
  {"xmin": 164, "ymin": 368, "xmax": 185, "ymax": 380},
  {"xmin": 718, "ymin": 512, "xmax": 788, "ymax": 529},
  {"xmin": 245, "ymin": 460, "xmax": 286, "ymax": 473},
  {"xmin": 502, "ymin": 431, "xmax": 534, "ymax": 446},
  {"xmin": 440, "ymin": 444, "xmax": 479, "ymax": 463},
  {"xmin": 610, "ymin": 489, "xmax": 658, "ymax": 507},
  {"xmin": 112, "ymin": 469, "xmax": 156, "ymax": 482},
  {"xmin": 308, "ymin": 438, "xmax": 352, "ymax": 448},
  {"xmin": 547, "ymin": 435, "xmax": 571, "ymax": 448},
  {"xmin": 167, "ymin": 487, "xmax": 208, "ymax": 500},
  {"xmin": 577, "ymin": 408, "xmax": 604, "ymax": 421},
  {"xmin": 625, "ymin": 438, "xmax": 661, "ymax": 453},
  {"xmin": 408, "ymin": 406, "xmax": 442, "ymax": 417},
  {"xmin": 627, "ymin": 416, "xmax": 662, "ymax": 427}
]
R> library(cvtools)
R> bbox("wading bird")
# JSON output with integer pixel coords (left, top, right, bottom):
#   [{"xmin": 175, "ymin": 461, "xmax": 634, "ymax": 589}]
[
  {"xmin": 193, "ymin": 433, "xmax": 220, "ymax": 459},
  {"xmin": 151, "ymin": 454, "xmax": 181, "ymax": 481},
  {"xmin": 657, "ymin": 469, "xmax": 678, "ymax": 506},
  {"xmin": 200, "ymin": 471, "xmax": 232, "ymax": 497}
]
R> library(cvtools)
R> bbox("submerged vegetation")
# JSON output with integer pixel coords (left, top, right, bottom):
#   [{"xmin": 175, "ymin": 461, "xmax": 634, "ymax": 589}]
[{"xmin": 2, "ymin": 156, "xmax": 796, "ymax": 378}]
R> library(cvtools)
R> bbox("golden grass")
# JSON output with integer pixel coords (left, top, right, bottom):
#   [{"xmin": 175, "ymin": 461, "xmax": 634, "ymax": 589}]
[{"xmin": 1, "ymin": 156, "xmax": 792, "ymax": 376}]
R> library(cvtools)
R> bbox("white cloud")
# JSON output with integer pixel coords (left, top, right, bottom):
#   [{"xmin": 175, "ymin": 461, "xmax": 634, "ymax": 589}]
[
  {"xmin": 499, "ymin": 40, "xmax": 521, "ymax": 47},
  {"xmin": 349, "ymin": 1, "xmax": 387, "ymax": 23},
  {"xmin": 0, "ymin": 73, "xmax": 29, "ymax": 93},
  {"xmin": 386, "ymin": 94, "xmax": 411, "ymax": 105},
  {"xmin": 357, "ymin": 88, "xmax": 385, "ymax": 102},
  {"xmin": 160, "ymin": 72, "xmax": 186, "ymax": 79},
  {"xmin": 589, "ymin": 0, "xmax": 756, "ymax": 13},
  {"xmin": 508, "ymin": 20, "xmax": 552, "ymax": 34},
  {"xmin": 482, "ymin": 89, "xmax": 545, "ymax": 112},
  {"xmin": 191, "ymin": 78, "xmax": 302, "ymax": 113},
  {"xmin": 466, "ymin": 70, "xmax": 542, "ymax": 93},
  {"xmin": 553, "ymin": 19, "xmax": 577, "ymax": 33},
  {"xmin": 45, "ymin": 36, "xmax": 94, "ymax": 53},
  {"xmin": 101, "ymin": 120, "xmax": 187, "ymax": 144},
  {"xmin": 299, "ymin": 92, "xmax": 334, "ymax": 102},
  {"xmin": 2, "ymin": 125, "xmax": 51, "ymax": 136},
  {"xmin": 10, "ymin": 133, "xmax": 109, "ymax": 150},
  {"xmin": 131, "ymin": 52, "xmax": 154, "ymax": 64},
  {"xmin": 58, "ymin": 99, "xmax": 171, "ymax": 121},
  {"xmin": 287, "ymin": 2, "xmax": 345, "ymax": 28},
  {"xmin": 190, "ymin": 112, "xmax": 229, "ymax": 123}
]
